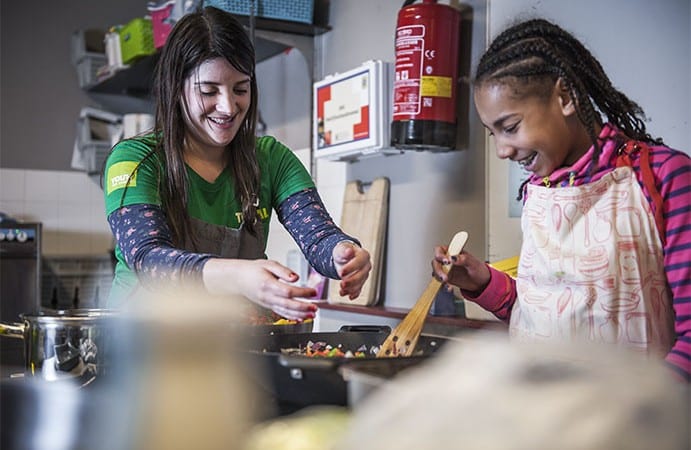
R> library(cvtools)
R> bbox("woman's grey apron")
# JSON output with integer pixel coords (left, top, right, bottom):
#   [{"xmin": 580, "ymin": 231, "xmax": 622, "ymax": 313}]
[
  {"xmin": 183, "ymin": 218, "xmax": 274, "ymax": 322},
  {"xmin": 183, "ymin": 217, "xmax": 266, "ymax": 261}
]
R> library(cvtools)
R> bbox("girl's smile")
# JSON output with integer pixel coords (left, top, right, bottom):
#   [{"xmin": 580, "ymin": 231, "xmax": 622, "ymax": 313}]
[{"xmin": 474, "ymin": 80, "xmax": 592, "ymax": 178}]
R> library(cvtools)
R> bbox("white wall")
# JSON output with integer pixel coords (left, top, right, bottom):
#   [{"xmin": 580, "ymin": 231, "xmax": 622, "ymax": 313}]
[
  {"xmin": 0, "ymin": 168, "xmax": 112, "ymax": 255},
  {"xmin": 315, "ymin": 0, "xmax": 489, "ymax": 309}
]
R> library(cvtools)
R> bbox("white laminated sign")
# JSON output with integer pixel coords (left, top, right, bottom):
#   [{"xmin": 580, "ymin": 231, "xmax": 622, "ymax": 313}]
[{"xmin": 313, "ymin": 60, "xmax": 400, "ymax": 161}]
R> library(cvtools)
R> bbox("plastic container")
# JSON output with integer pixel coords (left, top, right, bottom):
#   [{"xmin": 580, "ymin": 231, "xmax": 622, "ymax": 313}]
[
  {"xmin": 105, "ymin": 28, "xmax": 125, "ymax": 69},
  {"xmin": 148, "ymin": 1, "xmax": 176, "ymax": 49},
  {"xmin": 203, "ymin": 0, "xmax": 315, "ymax": 24},
  {"xmin": 118, "ymin": 17, "xmax": 155, "ymax": 64},
  {"xmin": 70, "ymin": 29, "xmax": 106, "ymax": 65},
  {"xmin": 75, "ymin": 54, "xmax": 108, "ymax": 88},
  {"xmin": 74, "ymin": 108, "xmax": 121, "ymax": 175}
]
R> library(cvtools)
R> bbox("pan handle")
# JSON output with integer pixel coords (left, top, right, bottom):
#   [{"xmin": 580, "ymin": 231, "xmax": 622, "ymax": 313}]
[
  {"xmin": 338, "ymin": 325, "xmax": 391, "ymax": 334},
  {"xmin": 0, "ymin": 322, "xmax": 26, "ymax": 339},
  {"xmin": 278, "ymin": 354, "xmax": 339, "ymax": 371}
]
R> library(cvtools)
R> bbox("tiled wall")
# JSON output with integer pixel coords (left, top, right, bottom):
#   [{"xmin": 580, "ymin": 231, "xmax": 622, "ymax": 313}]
[
  {"xmin": 0, "ymin": 156, "xmax": 347, "ymax": 262},
  {"xmin": 0, "ymin": 168, "xmax": 113, "ymax": 256}
]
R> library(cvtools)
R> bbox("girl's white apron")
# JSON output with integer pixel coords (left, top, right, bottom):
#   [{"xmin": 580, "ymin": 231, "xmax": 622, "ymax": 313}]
[{"xmin": 511, "ymin": 166, "xmax": 675, "ymax": 357}]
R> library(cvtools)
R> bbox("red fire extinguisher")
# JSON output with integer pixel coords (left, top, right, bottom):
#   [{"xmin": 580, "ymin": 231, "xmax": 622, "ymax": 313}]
[{"xmin": 390, "ymin": 0, "xmax": 460, "ymax": 150}]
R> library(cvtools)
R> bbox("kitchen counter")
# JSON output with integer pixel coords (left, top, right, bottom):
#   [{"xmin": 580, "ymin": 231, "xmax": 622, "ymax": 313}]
[{"xmin": 315, "ymin": 302, "xmax": 507, "ymax": 337}]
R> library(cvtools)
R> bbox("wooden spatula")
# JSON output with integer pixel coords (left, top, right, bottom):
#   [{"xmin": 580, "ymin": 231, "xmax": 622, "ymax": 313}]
[{"xmin": 377, "ymin": 231, "xmax": 469, "ymax": 358}]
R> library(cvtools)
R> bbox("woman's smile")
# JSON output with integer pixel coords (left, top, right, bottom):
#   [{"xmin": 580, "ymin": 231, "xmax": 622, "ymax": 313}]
[{"xmin": 183, "ymin": 57, "xmax": 251, "ymax": 152}]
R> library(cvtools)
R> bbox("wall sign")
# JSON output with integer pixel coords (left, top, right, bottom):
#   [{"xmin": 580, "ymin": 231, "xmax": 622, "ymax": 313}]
[{"xmin": 313, "ymin": 60, "xmax": 400, "ymax": 161}]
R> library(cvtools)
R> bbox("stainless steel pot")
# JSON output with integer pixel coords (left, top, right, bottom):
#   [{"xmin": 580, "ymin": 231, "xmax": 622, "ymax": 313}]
[{"xmin": 0, "ymin": 309, "xmax": 117, "ymax": 386}]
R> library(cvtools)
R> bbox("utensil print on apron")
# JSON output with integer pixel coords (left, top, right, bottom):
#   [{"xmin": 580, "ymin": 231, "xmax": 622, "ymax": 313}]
[{"xmin": 511, "ymin": 161, "xmax": 675, "ymax": 357}]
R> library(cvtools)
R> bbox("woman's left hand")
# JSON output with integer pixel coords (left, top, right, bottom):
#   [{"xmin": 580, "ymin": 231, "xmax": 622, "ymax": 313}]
[{"xmin": 333, "ymin": 241, "xmax": 371, "ymax": 300}]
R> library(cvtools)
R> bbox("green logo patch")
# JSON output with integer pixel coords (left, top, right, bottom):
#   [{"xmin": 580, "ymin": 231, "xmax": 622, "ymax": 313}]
[{"xmin": 107, "ymin": 161, "xmax": 138, "ymax": 194}]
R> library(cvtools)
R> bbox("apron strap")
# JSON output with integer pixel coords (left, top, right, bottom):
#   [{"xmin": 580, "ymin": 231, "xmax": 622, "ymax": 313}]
[{"xmin": 616, "ymin": 140, "xmax": 666, "ymax": 245}]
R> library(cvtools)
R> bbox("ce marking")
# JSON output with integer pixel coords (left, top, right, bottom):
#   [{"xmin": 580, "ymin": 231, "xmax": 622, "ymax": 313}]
[{"xmin": 424, "ymin": 49, "xmax": 436, "ymax": 59}]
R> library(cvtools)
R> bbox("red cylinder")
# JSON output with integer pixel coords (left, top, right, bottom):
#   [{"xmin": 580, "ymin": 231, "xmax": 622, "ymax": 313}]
[{"xmin": 390, "ymin": 0, "xmax": 460, "ymax": 150}]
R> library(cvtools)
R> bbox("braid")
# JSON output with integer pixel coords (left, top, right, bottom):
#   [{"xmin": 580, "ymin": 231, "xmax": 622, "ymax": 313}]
[{"xmin": 475, "ymin": 19, "xmax": 663, "ymax": 200}]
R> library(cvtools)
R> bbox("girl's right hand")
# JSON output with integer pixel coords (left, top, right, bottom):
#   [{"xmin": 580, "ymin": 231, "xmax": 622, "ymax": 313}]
[
  {"xmin": 431, "ymin": 245, "xmax": 491, "ymax": 294},
  {"xmin": 203, "ymin": 258, "xmax": 318, "ymax": 321}
]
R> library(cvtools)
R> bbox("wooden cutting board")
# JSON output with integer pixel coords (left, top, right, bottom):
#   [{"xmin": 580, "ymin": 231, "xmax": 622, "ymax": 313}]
[{"xmin": 328, "ymin": 177, "xmax": 389, "ymax": 306}]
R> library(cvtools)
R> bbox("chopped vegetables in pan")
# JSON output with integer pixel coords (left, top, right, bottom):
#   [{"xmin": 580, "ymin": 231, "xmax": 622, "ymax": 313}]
[
  {"xmin": 273, "ymin": 317, "xmax": 314, "ymax": 326},
  {"xmin": 280, "ymin": 341, "xmax": 380, "ymax": 358}
]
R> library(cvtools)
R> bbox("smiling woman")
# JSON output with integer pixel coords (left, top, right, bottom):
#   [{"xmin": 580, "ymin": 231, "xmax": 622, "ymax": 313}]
[
  {"xmin": 182, "ymin": 58, "xmax": 253, "ymax": 182},
  {"xmin": 101, "ymin": 6, "xmax": 372, "ymax": 321}
]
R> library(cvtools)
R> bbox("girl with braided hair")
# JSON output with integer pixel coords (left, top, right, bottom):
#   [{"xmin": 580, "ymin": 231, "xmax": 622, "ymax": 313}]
[{"xmin": 432, "ymin": 18, "xmax": 691, "ymax": 381}]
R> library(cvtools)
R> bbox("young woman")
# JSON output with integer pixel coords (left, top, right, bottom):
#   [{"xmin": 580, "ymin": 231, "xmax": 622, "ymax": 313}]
[
  {"xmin": 432, "ymin": 18, "xmax": 691, "ymax": 380},
  {"xmin": 103, "ymin": 7, "xmax": 371, "ymax": 321}
]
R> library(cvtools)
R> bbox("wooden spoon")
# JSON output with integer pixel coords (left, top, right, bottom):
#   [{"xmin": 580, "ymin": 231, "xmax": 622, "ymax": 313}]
[{"xmin": 376, "ymin": 231, "xmax": 469, "ymax": 358}]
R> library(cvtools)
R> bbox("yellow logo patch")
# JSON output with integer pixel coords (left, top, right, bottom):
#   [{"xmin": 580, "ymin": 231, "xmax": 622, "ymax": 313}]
[{"xmin": 107, "ymin": 161, "xmax": 138, "ymax": 194}]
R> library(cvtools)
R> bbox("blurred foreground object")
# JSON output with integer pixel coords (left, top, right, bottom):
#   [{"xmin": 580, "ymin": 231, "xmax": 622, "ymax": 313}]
[
  {"xmin": 1, "ymin": 287, "xmax": 263, "ymax": 450},
  {"xmin": 243, "ymin": 406, "xmax": 350, "ymax": 450},
  {"xmin": 337, "ymin": 332, "xmax": 689, "ymax": 450},
  {"xmin": 118, "ymin": 287, "xmax": 262, "ymax": 449}
]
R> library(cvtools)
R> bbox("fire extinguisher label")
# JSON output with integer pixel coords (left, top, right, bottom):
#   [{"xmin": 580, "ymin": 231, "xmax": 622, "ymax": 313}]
[
  {"xmin": 420, "ymin": 76, "xmax": 452, "ymax": 98},
  {"xmin": 393, "ymin": 24, "xmax": 424, "ymax": 117},
  {"xmin": 392, "ymin": 5, "xmax": 459, "ymax": 124}
]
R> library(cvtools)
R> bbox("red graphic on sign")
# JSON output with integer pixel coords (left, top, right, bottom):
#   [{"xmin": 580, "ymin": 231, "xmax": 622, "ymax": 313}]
[{"xmin": 353, "ymin": 105, "xmax": 370, "ymax": 139}]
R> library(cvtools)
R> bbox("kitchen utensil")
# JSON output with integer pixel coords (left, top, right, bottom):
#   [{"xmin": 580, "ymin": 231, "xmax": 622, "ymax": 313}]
[
  {"xmin": 0, "ymin": 309, "xmax": 117, "ymax": 385},
  {"xmin": 249, "ymin": 319, "xmax": 314, "ymax": 335},
  {"xmin": 339, "ymin": 356, "xmax": 431, "ymax": 407},
  {"xmin": 328, "ymin": 177, "xmax": 389, "ymax": 306},
  {"xmin": 377, "ymin": 231, "xmax": 468, "ymax": 357},
  {"xmin": 244, "ymin": 325, "xmax": 449, "ymax": 416}
]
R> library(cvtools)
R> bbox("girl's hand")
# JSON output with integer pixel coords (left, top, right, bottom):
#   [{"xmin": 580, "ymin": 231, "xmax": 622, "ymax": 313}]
[
  {"xmin": 431, "ymin": 245, "xmax": 491, "ymax": 294},
  {"xmin": 333, "ymin": 241, "xmax": 372, "ymax": 300},
  {"xmin": 203, "ymin": 258, "xmax": 318, "ymax": 321}
]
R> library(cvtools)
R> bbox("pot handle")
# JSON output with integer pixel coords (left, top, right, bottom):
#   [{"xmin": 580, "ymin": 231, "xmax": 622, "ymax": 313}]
[
  {"xmin": 0, "ymin": 322, "xmax": 25, "ymax": 339},
  {"xmin": 278, "ymin": 354, "xmax": 338, "ymax": 371},
  {"xmin": 338, "ymin": 325, "xmax": 391, "ymax": 334}
]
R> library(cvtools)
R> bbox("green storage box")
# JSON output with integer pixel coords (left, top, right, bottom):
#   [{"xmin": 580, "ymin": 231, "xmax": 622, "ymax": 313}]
[{"xmin": 119, "ymin": 17, "xmax": 155, "ymax": 64}]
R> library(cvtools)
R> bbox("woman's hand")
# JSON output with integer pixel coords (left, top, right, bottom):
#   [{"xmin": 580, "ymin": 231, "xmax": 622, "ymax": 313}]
[
  {"xmin": 202, "ymin": 258, "xmax": 318, "ymax": 321},
  {"xmin": 432, "ymin": 245, "xmax": 491, "ymax": 294},
  {"xmin": 333, "ymin": 241, "xmax": 372, "ymax": 300}
]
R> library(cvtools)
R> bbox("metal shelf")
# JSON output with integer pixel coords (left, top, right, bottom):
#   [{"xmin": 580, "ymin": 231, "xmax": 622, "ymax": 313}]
[{"xmin": 84, "ymin": 21, "xmax": 328, "ymax": 114}]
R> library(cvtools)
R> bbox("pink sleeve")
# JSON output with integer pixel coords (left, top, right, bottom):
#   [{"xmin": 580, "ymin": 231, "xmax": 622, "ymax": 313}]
[
  {"xmin": 649, "ymin": 149, "xmax": 691, "ymax": 381},
  {"xmin": 461, "ymin": 265, "xmax": 516, "ymax": 322}
]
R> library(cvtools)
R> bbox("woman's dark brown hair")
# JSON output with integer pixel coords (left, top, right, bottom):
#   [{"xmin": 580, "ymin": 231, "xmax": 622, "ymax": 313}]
[
  {"xmin": 124, "ymin": 6, "xmax": 260, "ymax": 245},
  {"xmin": 155, "ymin": 6, "xmax": 260, "ymax": 243},
  {"xmin": 473, "ymin": 18, "xmax": 662, "ymax": 198}
]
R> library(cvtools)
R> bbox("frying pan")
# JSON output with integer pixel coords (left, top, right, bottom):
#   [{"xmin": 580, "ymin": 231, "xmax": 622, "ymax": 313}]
[{"xmin": 245, "ymin": 325, "xmax": 449, "ymax": 416}]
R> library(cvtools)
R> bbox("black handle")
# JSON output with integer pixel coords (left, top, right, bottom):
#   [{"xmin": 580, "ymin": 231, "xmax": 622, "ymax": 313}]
[
  {"xmin": 402, "ymin": 0, "xmax": 417, "ymax": 8},
  {"xmin": 72, "ymin": 286, "xmax": 80, "ymax": 309},
  {"xmin": 278, "ymin": 354, "xmax": 338, "ymax": 371},
  {"xmin": 338, "ymin": 325, "xmax": 391, "ymax": 334}
]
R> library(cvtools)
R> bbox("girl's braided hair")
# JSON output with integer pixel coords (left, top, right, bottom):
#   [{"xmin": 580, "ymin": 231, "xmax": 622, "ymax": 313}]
[{"xmin": 473, "ymin": 18, "xmax": 662, "ymax": 198}]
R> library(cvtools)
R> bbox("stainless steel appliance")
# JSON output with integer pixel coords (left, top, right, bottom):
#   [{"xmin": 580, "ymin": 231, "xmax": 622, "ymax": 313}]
[{"xmin": 0, "ymin": 221, "xmax": 41, "ymax": 377}]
